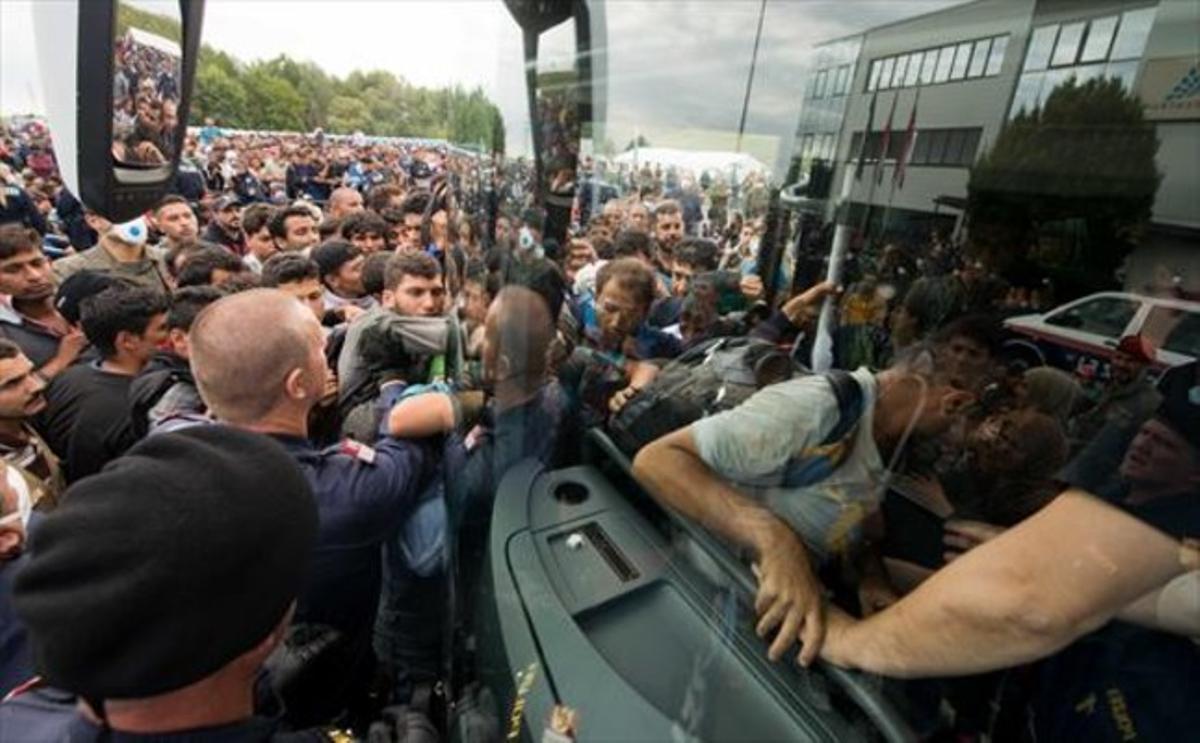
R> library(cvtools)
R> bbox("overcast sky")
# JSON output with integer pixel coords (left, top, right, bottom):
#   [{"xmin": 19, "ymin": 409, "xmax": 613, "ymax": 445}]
[{"xmin": 2, "ymin": 0, "xmax": 961, "ymax": 159}]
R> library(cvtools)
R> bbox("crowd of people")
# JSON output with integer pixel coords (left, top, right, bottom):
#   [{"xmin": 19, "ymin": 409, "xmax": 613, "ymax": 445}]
[
  {"xmin": 0, "ymin": 112, "xmax": 1195, "ymax": 742},
  {"xmin": 112, "ymin": 29, "xmax": 182, "ymax": 166}
]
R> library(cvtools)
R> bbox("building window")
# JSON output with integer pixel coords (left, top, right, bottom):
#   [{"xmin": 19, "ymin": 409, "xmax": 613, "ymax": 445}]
[
  {"xmin": 968, "ymin": 39, "xmax": 991, "ymax": 78},
  {"xmin": 987, "ymin": 35, "xmax": 1008, "ymax": 75},
  {"xmin": 1011, "ymin": 8, "xmax": 1157, "ymax": 119},
  {"xmin": 950, "ymin": 42, "xmax": 972, "ymax": 80},
  {"xmin": 814, "ymin": 68, "xmax": 829, "ymax": 98},
  {"xmin": 879, "ymin": 57, "xmax": 896, "ymax": 90},
  {"xmin": 846, "ymin": 127, "xmax": 982, "ymax": 168},
  {"xmin": 832, "ymin": 64, "xmax": 852, "ymax": 96},
  {"xmin": 934, "ymin": 45, "xmax": 954, "ymax": 82},
  {"xmin": 1110, "ymin": 7, "xmax": 1157, "ymax": 60},
  {"xmin": 891, "ymin": 54, "xmax": 910, "ymax": 88},
  {"xmin": 1025, "ymin": 25, "xmax": 1057, "ymax": 71},
  {"xmin": 1051, "ymin": 21, "xmax": 1086, "ymax": 67},
  {"xmin": 904, "ymin": 51, "xmax": 923, "ymax": 86},
  {"xmin": 1105, "ymin": 59, "xmax": 1139, "ymax": 90},
  {"xmin": 920, "ymin": 50, "xmax": 938, "ymax": 84},
  {"xmin": 1080, "ymin": 15, "xmax": 1117, "ymax": 63},
  {"xmin": 863, "ymin": 34, "xmax": 1010, "ymax": 92}
]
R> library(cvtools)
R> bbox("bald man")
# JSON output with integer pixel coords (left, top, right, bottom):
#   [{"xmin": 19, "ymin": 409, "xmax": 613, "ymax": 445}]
[
  {"xmin": 327, "ymin": 187, "xmax": 365, "ymax": 221},
  {"xmin": 188, "ymin": 288, "xmax": 438, "ymax": 718}
]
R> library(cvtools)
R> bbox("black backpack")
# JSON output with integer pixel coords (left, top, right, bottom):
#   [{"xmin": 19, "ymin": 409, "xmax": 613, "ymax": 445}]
[{"xmin": 609, "ymin": 336, "xmax": 863, "ymax": 459}]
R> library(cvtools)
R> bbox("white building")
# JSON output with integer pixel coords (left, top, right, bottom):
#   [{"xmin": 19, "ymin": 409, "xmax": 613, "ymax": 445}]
[{"xmin": 791, "ymin": 0, "xmax": 1199, "ymax": 293}]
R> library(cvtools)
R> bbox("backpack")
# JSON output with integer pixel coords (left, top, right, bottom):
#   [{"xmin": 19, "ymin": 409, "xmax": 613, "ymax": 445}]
[{"xmin": 609, "ymin": 336, "xmax": 864, "ymax": 478}]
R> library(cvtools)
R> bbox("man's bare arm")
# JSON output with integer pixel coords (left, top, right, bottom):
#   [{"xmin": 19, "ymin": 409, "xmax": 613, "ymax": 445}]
[
  {"xmin": 633, "ymin": 427, "xmax": 827, "ymax": 665},
  {"xmin": 821, "ymin": 490, "xmax": 1190, "ymax": 678}
]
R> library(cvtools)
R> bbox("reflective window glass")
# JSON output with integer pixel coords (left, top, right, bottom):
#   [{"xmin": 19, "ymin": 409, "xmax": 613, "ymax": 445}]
[
  {"xmin": 960, "ymin": 128, "xmax": 982, "ymax": 165},
  {"xmin": 968, "ymin": 39, "xmax": 990, "ymax": 78},
  {"xmin": 1051, "ymin": 22, "xmax": 1085, "ymax": 67},
  {"xmin": 942, "ymin": 128, "xmax": 966, "ymax": 164},
  {"xmin": 879, "ymin": 57, "xmax": 895, "ymax": 89},
  {"xmin": 986, "ymin": 34, "xmax": 1009, "ymax": 75},
  {"xmin": 1105, "ymin": 59, "xmax": 1140, "ymax": 91},
  {"xmin": 834, "ymin": 64, "xmax": 852, "ymax": 95},
  {"xmin": 925, "ymin": 129, "xmax": 948, "ymax": 163},
  {"xmin": 1040, "ymin": 68, "xmax": 1074, "ymax": 108},
  {"xmin": 1025, "ymin": 25, "xmax": 1058, "ymax": 71},
  {"xmin": 934, "ymin": 45, "xmax": 954, "ymax": 82},
  {"xmin": 1081, "ymin": 16, "xmax": 1118, "ymax": 62},
  {"xmin": 950, "ymin": 42, "xmax": 972, "ymax": 80},
  {"xmin": 892, "ymin": 54, "xmax": 910, "ymax": 88},
  {"xmin": 920, "ymin": 48, "xmax": 939, "ymax": 83},
  {"xmin": 1045, "ymin": 297, "xmax": 1139, "ymax": 337},
  {"xmin": 905, "ymin": 51, "xmax": 924, "ymax": 86},
  {"xmin": 814, "ymin": 68, "xmax": 828, "ymax": 98},
  {"xmin": 1010, "ymin": 71, "xmax": 1045, "ymax": 117},
  {"xmin": 1111, "ymin": 7, "xmax": 1157, "ymax": 60},
  {"xmin": 911, "ymin": 130, "xmax": 931, "ymax": 164},
  {"xmin": 868, "ymin": 59, "xmax": 882, "ymax": 91},
  {"xmin": 1074, "ymin": 63, "xmax": 1106, "ymax": 85}
]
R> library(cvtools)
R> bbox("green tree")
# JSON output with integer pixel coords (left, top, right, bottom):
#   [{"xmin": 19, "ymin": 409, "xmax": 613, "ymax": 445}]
[
  {"xmin": 240, "ymin": 65, "xmax": 307, "ymax": 131},
  {"xmin": 191, "ymin": 64, "xmax": 248, "ymax": 126},
  {"xmin": 327, "ymin": 96, "xmax": 372, "ymax": 134},
  {"xmin": 968, "ymin": 77, "xmax": 1161, "ymax": 288}
]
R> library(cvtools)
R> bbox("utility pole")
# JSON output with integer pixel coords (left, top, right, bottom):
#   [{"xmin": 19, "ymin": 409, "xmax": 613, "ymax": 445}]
[{"xmin": 736, "ymin": 0, "xmax": 768, "ymax": 154}]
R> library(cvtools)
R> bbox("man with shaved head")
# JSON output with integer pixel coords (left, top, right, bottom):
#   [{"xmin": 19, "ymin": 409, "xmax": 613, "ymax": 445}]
[
  {"xmin": 189, "ymin": 288, "xmax": 438, "ymax": 719},
  {"xmin": 327, "ymin": 186, "xmax": 365, "ymax": 221}
]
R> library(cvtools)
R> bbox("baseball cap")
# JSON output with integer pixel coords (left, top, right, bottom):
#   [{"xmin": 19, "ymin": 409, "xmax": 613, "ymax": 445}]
[{"xmin": 214, "ymin": 194, "xmax": 239, "ymax": 211}]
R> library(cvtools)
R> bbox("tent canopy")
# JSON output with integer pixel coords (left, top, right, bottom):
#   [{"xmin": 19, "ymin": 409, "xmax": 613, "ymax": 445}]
[
  {"xmin": 610, "ymin": 147, "xmax": 769, "ymax": 176},
  {"xmin": 126, "ymin": 27, "xmax": 182, "ymax": 59}
]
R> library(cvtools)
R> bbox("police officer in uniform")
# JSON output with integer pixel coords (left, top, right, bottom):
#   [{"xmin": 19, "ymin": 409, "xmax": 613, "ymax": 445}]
[
  {"xmin": 188, "ymin": 289, "xmax": 438, "ymax": 722},
  {"xmin": 0, "ymin": 425, "xmax": 341, "ymax": 742}
]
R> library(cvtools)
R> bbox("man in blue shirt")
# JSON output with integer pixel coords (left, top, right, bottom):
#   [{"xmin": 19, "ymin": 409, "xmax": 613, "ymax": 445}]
[{"xmin": 189, "ymin": 288, "xmax": 438, "ymax": 717}]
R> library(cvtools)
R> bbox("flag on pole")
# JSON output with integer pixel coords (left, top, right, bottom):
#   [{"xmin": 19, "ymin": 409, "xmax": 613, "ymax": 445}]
[
  {"xmin": 894, "ymin": 90, "xmax": 920, "ymax": 190},
  {"xmin": 853, "ymin": 91, "xmax": 878, "ymax": 181},
  {"xmin": 874, "ymin": 92, "xmax": 898, "ymax": 185}
]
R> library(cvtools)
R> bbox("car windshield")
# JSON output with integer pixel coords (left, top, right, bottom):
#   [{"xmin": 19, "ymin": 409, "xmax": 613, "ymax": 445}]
[{"xmin": 1, "ymin": 1, "xmax": 1197, "ymax": 741}]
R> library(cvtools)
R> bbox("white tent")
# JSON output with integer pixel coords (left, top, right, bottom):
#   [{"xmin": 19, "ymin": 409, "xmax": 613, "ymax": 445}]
[
  {"xmin": 126, "ymin": 27, "xmax": 181, "ymax": 59},
  {"xmin": 610, "ymin": 147, "xmax": 769, "ymax": 176}
]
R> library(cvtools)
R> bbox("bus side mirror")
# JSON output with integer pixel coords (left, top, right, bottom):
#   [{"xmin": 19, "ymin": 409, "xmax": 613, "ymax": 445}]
[{"xmin": 32, "ymin": 0, "xmax": 205, "ymax": 223}]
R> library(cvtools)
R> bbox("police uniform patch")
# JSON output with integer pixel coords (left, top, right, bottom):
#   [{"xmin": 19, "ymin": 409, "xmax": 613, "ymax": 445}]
[{"xmin": 338, "ymin": 439, "xmax": 376, "ymax": 465}]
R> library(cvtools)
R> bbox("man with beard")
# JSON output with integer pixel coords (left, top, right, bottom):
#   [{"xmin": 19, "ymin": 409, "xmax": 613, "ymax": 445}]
[
  {"xmin": 0, "ymin": 226, "xmax": 87, "ymax": 379},
  {"xmin": 1073, "ymin": 334, "xmax": 1162, "ymax": 443},
  {"xmin": 651, "ymin": 199, "xmax": 685, "ymax": 276},
  {"xmin": 200, "ymin": 194, "xmax": 245, "ymax": 255},
  {"xmin": 148, "ymin": 195, "xmax": 200, "ymax": 254},
  {"xmin": 377, "ymin": 284, "xmax": 566, "ymax": 701}
]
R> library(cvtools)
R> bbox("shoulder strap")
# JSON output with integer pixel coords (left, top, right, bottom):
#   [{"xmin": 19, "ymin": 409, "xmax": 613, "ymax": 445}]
[{"xmin": 819, "ymin": 370, "xmax": 865, "ymax": 447}]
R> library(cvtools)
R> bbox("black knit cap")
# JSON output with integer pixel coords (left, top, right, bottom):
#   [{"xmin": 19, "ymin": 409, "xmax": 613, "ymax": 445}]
[{"xmin": 13, "ymin": 425, "xmax": 317, "ymax": 700}]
